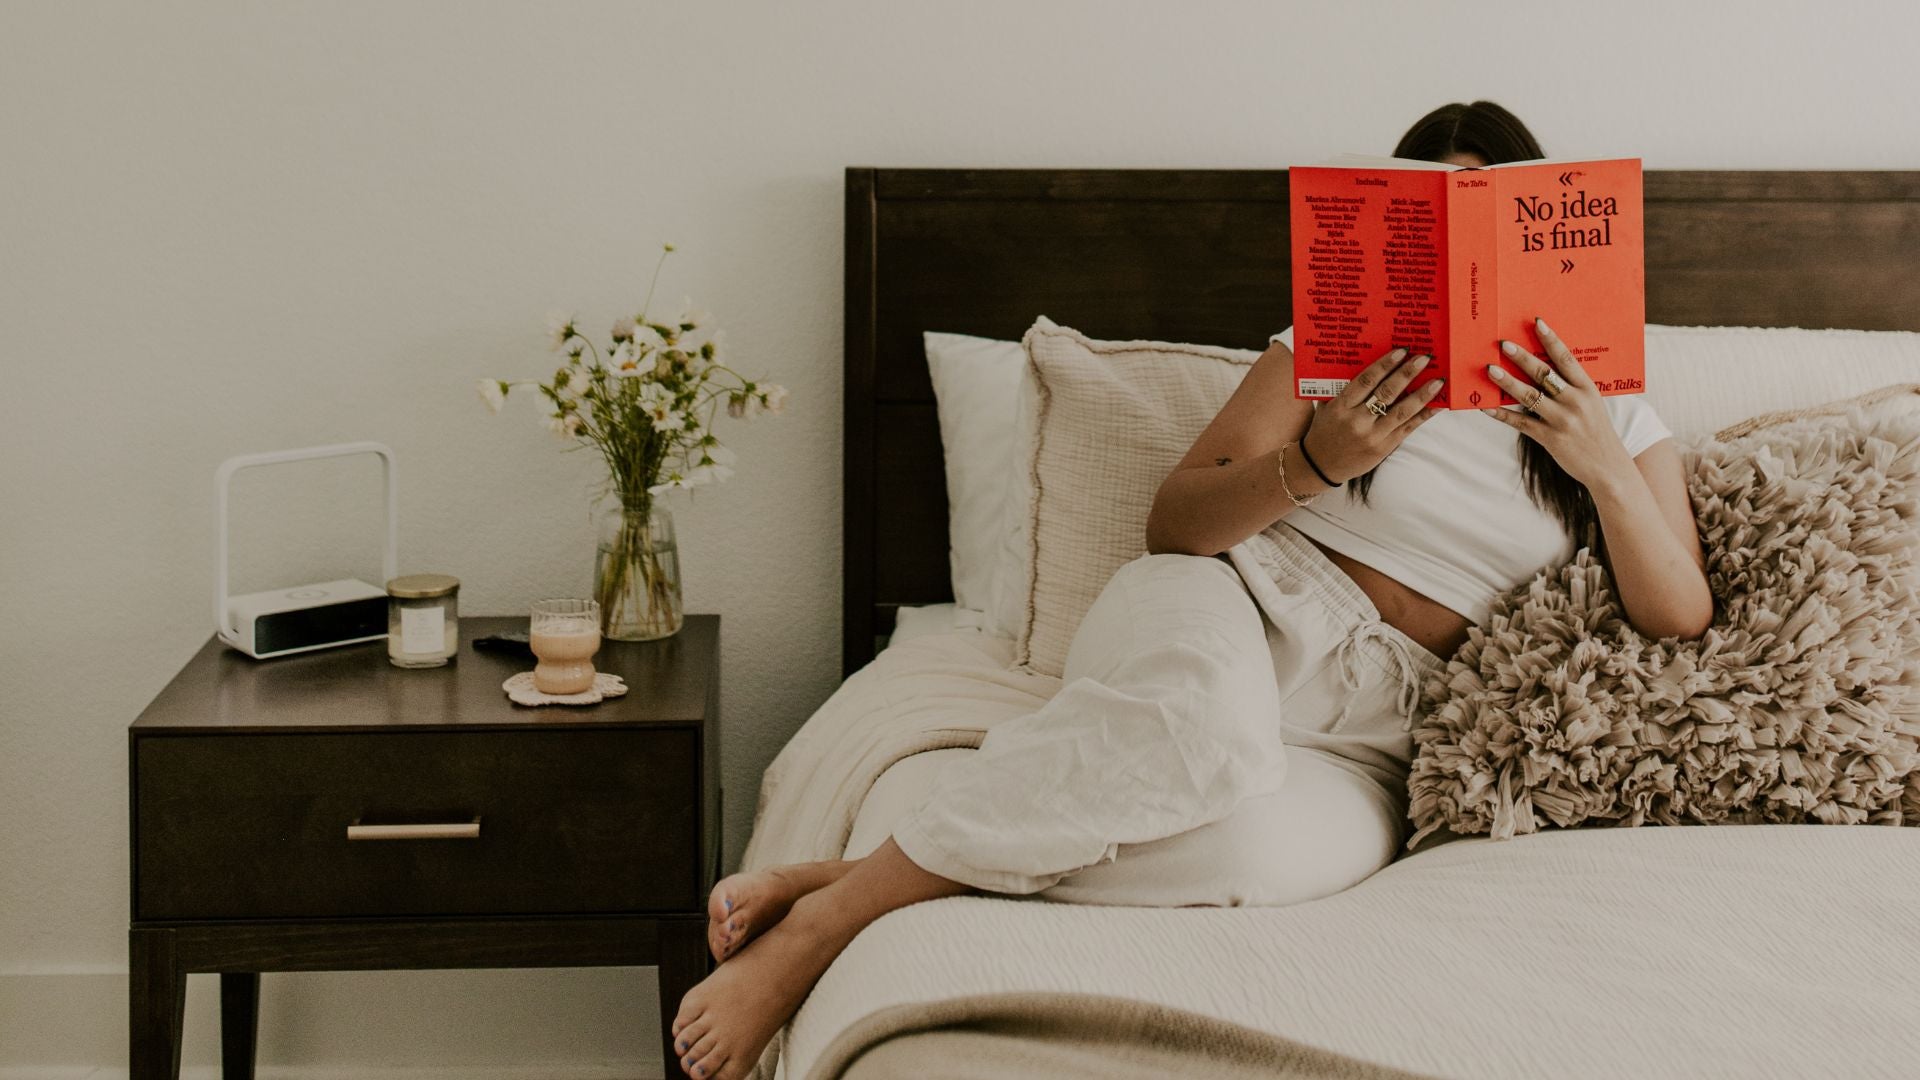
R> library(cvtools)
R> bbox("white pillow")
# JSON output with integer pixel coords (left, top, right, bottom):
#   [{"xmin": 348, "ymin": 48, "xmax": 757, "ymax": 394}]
[
  {"xmin": 886, "ymin": 602, "xmax": 967, "ymax": 649},
  {"xmin": 923, "ymin": 332, "xmax": 1028, "ymax": 622},
  {"xmin": 984, "ymin": 353, "xmax": 1042, "ymax": 643},
  {"xmin": 1638, "ymin": 325, "xmax": 1920, "ymax": 439}
]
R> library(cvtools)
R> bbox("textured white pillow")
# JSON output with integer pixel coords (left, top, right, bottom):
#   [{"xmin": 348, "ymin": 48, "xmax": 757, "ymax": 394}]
[
  {"xmin": 923, "ymin": 332, "xmax": 1029, "ymax": 622},
  {"xmin": 983, "ymin": 325, "xmax": 1280, "ymax": 646},
  {"xmin": 1639, "ymin": 325, "xmax": 1920, "ymax": 439},
  {"xmin": 1006, "ymin": 318, "xmax": 1260, "ymax": 676}
]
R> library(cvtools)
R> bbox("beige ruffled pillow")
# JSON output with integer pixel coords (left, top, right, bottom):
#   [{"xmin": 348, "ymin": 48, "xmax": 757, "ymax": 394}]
[
  {"xmin": 1409, "ymin": 401, "xmax": 1920, "ymax": 844},
  {"xmin": 1005, "ymin": 318, "xmax": 1257, "ymax": 676}
]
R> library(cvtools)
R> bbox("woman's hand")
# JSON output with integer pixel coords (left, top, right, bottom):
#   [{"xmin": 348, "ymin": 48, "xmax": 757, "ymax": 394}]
[
  {"xmin": 1487, "ymin": 316, "xmax": 1712, "ymax": 639},
  {"xmin": 1480, "ymin": 319, "xmax": 1632, "ymax": 489},
  {"xmin": 1300, "ymin": 347, "xmax": 1446, "ymax": 483}
]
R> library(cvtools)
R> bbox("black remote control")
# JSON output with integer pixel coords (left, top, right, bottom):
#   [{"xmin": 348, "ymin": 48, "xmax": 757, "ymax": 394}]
[{"xmin": 471, "ymin": 631, "xmax": 534, "ymax": 658}]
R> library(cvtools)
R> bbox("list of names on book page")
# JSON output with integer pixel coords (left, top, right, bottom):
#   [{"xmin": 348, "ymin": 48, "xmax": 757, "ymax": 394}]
[
  {"xmin": 1299, "ymin": 192, "xmax": 1369, "ymax": 376},
  {"xmin": 1297, "ymin": 177, "xmax": 1442, "ymax": 394},
  {"xmin": 1381, "ymin": 193, "xmax": 1441, "ymax": 354}
]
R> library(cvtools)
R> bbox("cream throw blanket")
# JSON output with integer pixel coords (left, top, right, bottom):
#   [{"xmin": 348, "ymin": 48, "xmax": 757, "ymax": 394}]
[
  {"xmin": 739, "ymin": 631, "xmax": 1060, "ymax": 875},
  {"xmin": 738, "ymin": 630, "xmax": 1055, "ymax": 1080},
  {"xmin": 816, "ymin": 994, "xmax": 1434, "ymax": 1080}
]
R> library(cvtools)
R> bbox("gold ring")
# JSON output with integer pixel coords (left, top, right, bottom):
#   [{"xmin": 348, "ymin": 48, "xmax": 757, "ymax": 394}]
[
  {"xmin": 1541, "ymin": 371, "xmax": 1569, "ymax": 399},
  {"xmin": 1522, "ymin": 388, "xmax": 1545, "ymax": 412},
  {"xmin": 1365, "ymin": 397, "xmax": 1390, "ymax": 419}
]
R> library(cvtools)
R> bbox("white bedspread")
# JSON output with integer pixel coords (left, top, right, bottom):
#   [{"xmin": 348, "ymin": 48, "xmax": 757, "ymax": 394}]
[{"xmin": 750, "ymin": 631, "xmax": 1920, "ymax": 1079}]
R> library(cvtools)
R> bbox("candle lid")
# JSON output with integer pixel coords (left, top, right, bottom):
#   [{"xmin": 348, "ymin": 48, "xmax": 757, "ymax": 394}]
[{"xmin": 387, "ymin": 573, "xmax": 461, "ymax": 599}]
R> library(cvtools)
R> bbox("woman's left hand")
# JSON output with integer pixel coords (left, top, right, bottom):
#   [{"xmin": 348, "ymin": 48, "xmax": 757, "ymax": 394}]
[{"xmin": 1481, "ymin": 318, "xmax": 1633, "ymax": 489}]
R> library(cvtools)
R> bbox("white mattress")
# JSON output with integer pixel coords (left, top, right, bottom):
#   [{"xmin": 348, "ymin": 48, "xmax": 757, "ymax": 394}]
[
  {"xmin": 885, "ymin": 602, "xmax": 973, "ymax": 647},
  {"xmin": 782, "ymin": 631, "xmax": 1920, "ymax": 1080}
]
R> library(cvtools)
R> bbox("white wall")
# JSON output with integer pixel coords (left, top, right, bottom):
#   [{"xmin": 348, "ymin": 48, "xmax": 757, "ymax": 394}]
[{"xmin": 3, "ymin": 0, "xmax": 1914, "ymax": 1074}]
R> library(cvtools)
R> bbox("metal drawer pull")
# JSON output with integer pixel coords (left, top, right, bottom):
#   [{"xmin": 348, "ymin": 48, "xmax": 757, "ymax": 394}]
[{"xmin": 347, "ymin": 818, "xmax": 481, "ymax": 841}]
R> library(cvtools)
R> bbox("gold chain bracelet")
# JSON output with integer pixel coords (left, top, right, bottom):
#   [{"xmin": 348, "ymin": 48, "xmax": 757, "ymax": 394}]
[{"xmin": 1276, "ymin": 442, "xmax": 1319, "ymax": 507}]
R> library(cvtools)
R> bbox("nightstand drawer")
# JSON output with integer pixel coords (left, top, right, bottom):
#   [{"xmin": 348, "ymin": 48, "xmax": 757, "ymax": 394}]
[{"xmin": 133, "ymin": 729, "xmax": 700, "ymax": 920}]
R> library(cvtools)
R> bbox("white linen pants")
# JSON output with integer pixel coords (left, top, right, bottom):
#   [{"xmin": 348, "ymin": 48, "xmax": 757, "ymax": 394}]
[{"xmin": 891, "ymin": 522, "xmax": 1443, "ymax": 906}]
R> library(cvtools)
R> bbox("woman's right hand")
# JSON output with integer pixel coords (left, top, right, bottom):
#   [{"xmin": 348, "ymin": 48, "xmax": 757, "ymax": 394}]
[{"xmin": 1299, "ymin": 348, "xmax": 1444, "ymax": 484}]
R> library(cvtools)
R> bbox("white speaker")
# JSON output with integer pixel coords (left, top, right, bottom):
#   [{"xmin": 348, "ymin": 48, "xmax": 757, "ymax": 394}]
[{"xmin": 214, "ymin": 441, "xmax": 398, "ymax": 659}]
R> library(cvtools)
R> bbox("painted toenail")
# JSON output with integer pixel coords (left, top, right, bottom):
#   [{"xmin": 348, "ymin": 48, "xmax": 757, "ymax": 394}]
[
  {"xmin": 676, "ymin": 1040, "xmax": 686, "ymax": 1052},
  {"xmin": 723, "ymin": 898, "xmax": 732, "ymax": 912}
]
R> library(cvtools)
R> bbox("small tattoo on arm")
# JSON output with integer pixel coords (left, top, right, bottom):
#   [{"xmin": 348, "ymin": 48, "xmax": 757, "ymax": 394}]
[{"xmin": 1215, "ymin": 456, "xmax": 1233, "ymax": 466}]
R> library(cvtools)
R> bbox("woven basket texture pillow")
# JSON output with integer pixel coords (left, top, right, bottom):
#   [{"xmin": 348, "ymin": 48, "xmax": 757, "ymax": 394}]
[
  {"xmin": 1009, "ymin": 318, "xmax": 1257, "ymax": 677},
  {"xmin": 1408, "ymin": 404, "xmax": 1920, "ymax": 845}
]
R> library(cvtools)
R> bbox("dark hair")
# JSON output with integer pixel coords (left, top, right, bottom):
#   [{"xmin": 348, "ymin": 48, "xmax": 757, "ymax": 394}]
[
  {"xmin": 1348, "ymin": 100, "xmax": 1599, "ymax": 552},
  {"xmin": 1392, "ymin": 100, "xmax": 1544, "ymax": 165}
]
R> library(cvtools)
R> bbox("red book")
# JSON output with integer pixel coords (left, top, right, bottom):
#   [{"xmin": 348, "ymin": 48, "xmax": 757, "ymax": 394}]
[{"xmin": 1288, "ymin": 154, "xmax": 1644, "ymax": 410}]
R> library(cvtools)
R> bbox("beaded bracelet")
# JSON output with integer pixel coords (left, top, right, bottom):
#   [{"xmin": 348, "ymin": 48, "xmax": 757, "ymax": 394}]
[{"xmin": 1276, "ymin": 442, "xmax": 1319, "ymax": 507}]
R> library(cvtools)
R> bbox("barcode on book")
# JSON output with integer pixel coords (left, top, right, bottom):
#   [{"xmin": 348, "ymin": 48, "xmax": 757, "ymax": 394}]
[{"xmin": 1297, "ymin": 378, "xmax": 1349, "ymax": 398}]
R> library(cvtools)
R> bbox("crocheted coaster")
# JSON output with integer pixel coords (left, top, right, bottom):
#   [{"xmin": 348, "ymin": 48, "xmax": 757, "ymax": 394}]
[{"xmin": 501, "ymin": 671, "xmax": 629, "ymax": 706}]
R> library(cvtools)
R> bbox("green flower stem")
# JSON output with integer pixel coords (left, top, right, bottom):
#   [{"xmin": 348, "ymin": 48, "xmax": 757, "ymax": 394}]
[
  {"xmin": 595, "ymin": 502, "xmax": 681, "ymax": 640},
  {"xmin": 638, "ymin": 244, "xmax": 673, "ymax": 325}
]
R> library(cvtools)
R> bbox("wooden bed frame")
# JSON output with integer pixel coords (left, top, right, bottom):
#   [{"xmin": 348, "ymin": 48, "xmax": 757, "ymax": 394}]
[{"xmin": 842, "ymin": 168, "xmax": 1920, "ymax": 677}]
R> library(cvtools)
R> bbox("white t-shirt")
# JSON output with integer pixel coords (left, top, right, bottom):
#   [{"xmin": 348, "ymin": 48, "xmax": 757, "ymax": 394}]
[{"xmin": 1269, "ymin": 327, "xmax": 1672, "ymax": 624}]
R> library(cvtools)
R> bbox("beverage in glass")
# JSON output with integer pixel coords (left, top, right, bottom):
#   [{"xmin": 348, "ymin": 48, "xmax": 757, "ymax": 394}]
[{"xmin": 530, "ymin": 598, "xmax": 602, "ymax": 695}]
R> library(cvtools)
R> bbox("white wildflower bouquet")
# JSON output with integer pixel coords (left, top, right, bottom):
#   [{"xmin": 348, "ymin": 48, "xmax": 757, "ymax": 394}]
[{"xmin": 480, "ymin": 244, "xmax": 786, "ymax": 638}]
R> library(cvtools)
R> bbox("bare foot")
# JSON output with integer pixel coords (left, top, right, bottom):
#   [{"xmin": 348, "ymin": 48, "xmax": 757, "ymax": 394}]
[
  {"xmin": 706, "ymin": 861, "xmax": 851, "ymax": 962},
  {"xmin": 673, "ymin": 895, "xmax": 851, "ymax": 1079},
  {"xmin": 681, "ymin": 840, "xmax": 970, "ymax": 1077}
]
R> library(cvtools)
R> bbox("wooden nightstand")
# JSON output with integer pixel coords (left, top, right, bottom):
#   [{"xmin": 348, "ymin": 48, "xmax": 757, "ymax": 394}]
[{"xmin": 128, "ymin": 614, "xmax": 721, "ymax": 1080}]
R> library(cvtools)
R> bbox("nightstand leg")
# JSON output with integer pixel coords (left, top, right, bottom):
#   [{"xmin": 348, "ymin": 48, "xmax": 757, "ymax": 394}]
[
  {"xmin": 221, "ymin": 972, "xmax": 261, "ymax": 1079},
  {"xmin": 130, "ymin": 928, "xmax": 186, "ymax": 1080},
  {"xmin": 656, "ymin": 920, "xmax": 709, "ymax": 1076}
]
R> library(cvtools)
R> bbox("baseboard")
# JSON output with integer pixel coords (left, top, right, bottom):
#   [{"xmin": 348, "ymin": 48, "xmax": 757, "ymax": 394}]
[{"xmin": 0, "ymin": 969, "xmax": 662, "ymax": 1078}]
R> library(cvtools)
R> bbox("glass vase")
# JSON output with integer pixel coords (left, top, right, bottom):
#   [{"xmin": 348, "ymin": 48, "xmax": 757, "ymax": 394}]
[{"xmin": 593, "ymin": 498, "xmax": 683, "ymax": 641}]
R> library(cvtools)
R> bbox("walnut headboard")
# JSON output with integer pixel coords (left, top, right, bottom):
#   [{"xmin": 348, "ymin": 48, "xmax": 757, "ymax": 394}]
[{"xmin": 842, "ymin": 168, "xmax": 1920, "ymax": 676}]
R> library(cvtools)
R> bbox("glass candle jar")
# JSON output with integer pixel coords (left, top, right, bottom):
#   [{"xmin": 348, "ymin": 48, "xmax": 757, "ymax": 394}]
[{"xmin": 386, "ymin": 573, "xmax": 460, "ymax": 668}]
